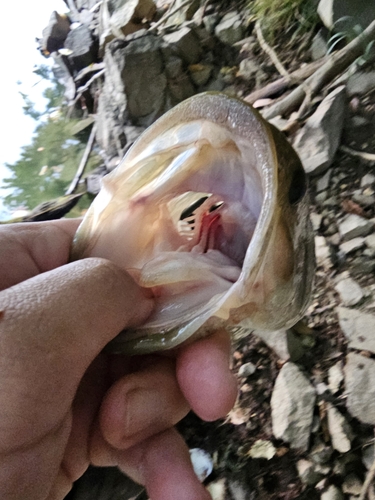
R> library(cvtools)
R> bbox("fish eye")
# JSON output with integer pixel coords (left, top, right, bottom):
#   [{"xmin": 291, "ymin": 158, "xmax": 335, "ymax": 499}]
[{"xmin": 288, "ymin": 167, "xmax": 307, "ymax": 205}]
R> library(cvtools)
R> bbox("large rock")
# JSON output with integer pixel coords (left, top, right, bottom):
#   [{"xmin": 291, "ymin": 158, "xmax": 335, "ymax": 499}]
[
  {"xmin": 345, "ymin": 353, "xmax": 375, "ymax": 424},
  {"xmin": 110, "ymin": 0, "xmax": 156, "ymax": 36},
  {"xmin": 214, "ymin": 12, "xmax": 243, "ymax": 46},
  {"xmin": 65, "ymin": 24, "xmax": 97, "ymax": 72},
  {"xmin": 42, "ymin": 11, "xmax": 71, "ymax": 54},
  {"xmin": 271, "ymin": 362, "xmax": 316, "ymax": 450},
  {"xmin": 338, "ymin": 214, "xmax": 374, "ymax": 240},
  {"xmin": 334, "ymin": 277, "xmax": 363, "ymax": 306},
  {"xmin": 318, "ymin": 0, "xmax": 375, "ymax": 30},
  {"xmin": 293, "ymin": 86, "xmax": 346, "ymax": 175},
  {"xmin": 163, "ymin": 27, "xmax": 203, "ymax": 65},
  {"xmin": 96, "ymin": 34, "xmax": 167, "ymax": 153}
]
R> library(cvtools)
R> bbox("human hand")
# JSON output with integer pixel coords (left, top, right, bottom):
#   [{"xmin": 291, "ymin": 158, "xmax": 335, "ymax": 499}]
[{"xmin": 0, "ymin": 219, "xmax": 237, "ymax": 500}]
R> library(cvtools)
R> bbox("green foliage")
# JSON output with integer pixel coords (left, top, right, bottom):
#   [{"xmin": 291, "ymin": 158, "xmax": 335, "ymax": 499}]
[
  {"xmin": 19, "ymin": 64, "xmax": 65, "ymax": 121},
  {"xmin": 248, "ymin": 0, "xmax": 319, "ymax": 42},
  {"xmin": 3, "ymin": 63, "xmax": 98, "ymax": 219},
  {"xmin": 3, "ymin": 118, "xmax": 100, "ymax": 214}
]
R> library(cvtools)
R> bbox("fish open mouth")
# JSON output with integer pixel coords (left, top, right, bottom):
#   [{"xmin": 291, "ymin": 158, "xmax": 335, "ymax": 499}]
[
  {"xmin": 117, "ymin": 122, "xmax": 267, "ymax": 333},
  {"xmin": 72, "ymin": 92, "xmax": 313, "ymax": 353}
]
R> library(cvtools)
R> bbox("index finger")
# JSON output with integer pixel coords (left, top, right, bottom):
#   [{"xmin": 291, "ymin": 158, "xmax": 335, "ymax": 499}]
[{"xmin": 0, "ymin": 219, "xmax": 80, "ymax": 290}]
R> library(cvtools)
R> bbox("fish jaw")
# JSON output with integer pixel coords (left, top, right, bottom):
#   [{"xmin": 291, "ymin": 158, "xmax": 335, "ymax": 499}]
[{"xmin": 71, "ymin": 93, "xmax": 314, "ymax": 354}]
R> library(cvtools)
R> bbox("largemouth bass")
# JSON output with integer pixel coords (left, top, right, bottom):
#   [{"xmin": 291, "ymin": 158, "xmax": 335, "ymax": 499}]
[{"xmin": 72, "ymin": 93, "xmax": 314, "ymax": 354}]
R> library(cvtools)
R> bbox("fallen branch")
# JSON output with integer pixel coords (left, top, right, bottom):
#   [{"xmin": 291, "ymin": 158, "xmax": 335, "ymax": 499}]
[
  {"xmin": 68, "ymin": 69, "xmax": 105, "ymax": 116},
  {"xmin": 66, "ymin": 123, "xmax": 97, "ymax": 195},
  {"xmin": 255, "ymin": 20, "xmax": 292, "ymax": 81},
  {"xmin": 149, "ymin": 0, "xmax": 191, "ymax": 32},
  {"xmin": 263, "ymin": 19, "xmax": 375, "ymax": 120},
  {"xmin": 245, "ymin": 58, "xmax": 325, "ymax": 104},
  {"xmin": 340, "ymin": 145, "xmax": 375, "ymax": 162}
]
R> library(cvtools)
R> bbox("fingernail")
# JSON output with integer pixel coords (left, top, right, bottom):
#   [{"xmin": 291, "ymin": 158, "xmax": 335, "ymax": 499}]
[{"xmin": 120, "ymin": 388, "xmax": 163, "ymax": 445}]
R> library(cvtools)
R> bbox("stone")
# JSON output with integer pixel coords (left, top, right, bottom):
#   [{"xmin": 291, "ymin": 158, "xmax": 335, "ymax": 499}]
[
  {"xmin": 164, "ymin": 0, "xmax": 200, "ymax": 27},
  {"xmin": 214, "ymin": 12, "xmax": 243, "ymax": 46},
  {"xmin": 339, "ymin": 237, "xmax": 365, "ymax": 255},
  {"xmin": 352, "ymin": 257, "xmax": 375, "ymax": 275},
  {"xmin": 317, "ymin": 0, "xmax": 375, "ymax": 30},
  {"xmin": 352, "ymin": 193, "xmax": 375, "ymax": 207},
  {"xmin": 189, "ymin": 448, "xmax": 213, "ymax": 482},
  {"xmin": 311, "ymin": 30, "xmax": 327, "ymax": 61},
  {"xmin": 338, "ymin": 307, "xmax": 375, "ymax": 353},
  {"xmin": 315, "ymin": 236, "xmax": 331, "ymax": 267},
  {"xmin": 366, "ymin": 234, "xmax": 375, "ymax": 249},
  {"xmin": 315, "ymin": 191, "xmax": 328, "ymax": 204},
  {"xmin": 328, "ymin": 361, "xmax": 344, "ymax": 394},
  {"xmin": 310, "ymin": 443, "xmax": 333, "ymax": 465},
  {"xmin": 248, "ymin": 440, "xmax": 276, "ymax": 460},
  {"xmin": 338, "ymin": 214, "xmax": 374, "ymax": 240},
  {"xmin": 65, "ymin": 24, "xmax": 96, "ymax": 72},
  {"xmin": 206, "ymin": 479, "xmax": 226, "ymax": 500},
  {"xmin": 334, "ymin": 278, "xmax": 364, "ymax": 306},
  {"xmin": 345, "ymin": 353, "xmax": 375, "ymax": 424},
  {"xmin": 362, "ymin": 443, "xmax": 375, "ymax": 470},
  {"xmin": 254, "ymin": 329, "xmax": 289, "ymax": 360},
  {"xmin": 311, "ymin": 213, "xmax": 323, "ymax": 232},
  {"xmin": 271, "ymin": 362, "xmax": 316, "ymax": 451},
  {"xmin": 42, "ymin": 11, "xmax": 71, "ymax": 53},
  {"xmin": 326, "ymin": 403, "xmax": 353, "ymax": 453},
  {"xmin": 228, "ymin": 480, "xmax": 248, "ymax": 500},
  {"xmin": 238, "ymin": 362, "xmax": 256, "ymax": 377},
  {"xmin": 237, "ymin": 58, "xmax": 260, "ymax": 80},
  {"xmin": 342, "ymin": 474, "xmax": 362, "ymax": 496},
  {"xmin": 203, "ymin": 14, "xmax": 220, "ymax": 34},
  {"xmin": 316, "ymin": 169, "xmax": 331, "ymax": 192},
  {"xmin": 163, "ymin": 27, "xmax": 202, "ymax": 65},
  {"xmin": 361, "ymin": 173, "xmax": 375, "ymax": 187},
  {"xmin": 293, "ymin": 86, "xmax": 346, "ymax": 175},
  {"xmin": 188, "ymin": 63, "xmax": 213, "ymax": 87},
  {"xmin": 321, "ymin": 485, "xmax": 344, "ymax": 500},
  {"xmin": 107, "ymin": 0, "xmax": 156, "ymax": 37},
  {"xmin": 297, "ymin": 459, "xmax": 325, "ymax": 485},
  {"xmin": 347, "ymin": 71, "xmax": 375, "ymax": 97}
]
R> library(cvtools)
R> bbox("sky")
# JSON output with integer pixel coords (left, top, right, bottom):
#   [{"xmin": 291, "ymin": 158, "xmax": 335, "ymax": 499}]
[{"xmin": 0, "ymin": 0, "xmax": 68, "ymax": 216}]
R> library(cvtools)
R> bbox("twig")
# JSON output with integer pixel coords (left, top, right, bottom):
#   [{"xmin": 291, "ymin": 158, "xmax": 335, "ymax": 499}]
[
  {"xmin": 68, "ymin": 69, "xmax": 105, "ymax": 116},
  {"xmin": 66, "ymin": 123, "xmax": 97, "ymax": 195},
  {"xmin": 263, "ymin": 19, "xmax": 375, "ymax": 120},
  {"xmin": 89, "ymin": 0, "xmax": 103, "ymax": 12},
  {"xmin": 149, "ymin": 0, "xmax": 191, "ymax": 31},
  {"xmin": 359, "ymin": 458, "xmax": 375, "ymax": 500},
  {"xmin": 255, "ymin": 20, "xmax": 293, "ymax": 81},
  {"xmin": 245, "ymin": 58, "xmax": 325, "ymax": 104},
  {"xmin": 340, "ymin": 145, "xmax": 375, "ymax": 162}
]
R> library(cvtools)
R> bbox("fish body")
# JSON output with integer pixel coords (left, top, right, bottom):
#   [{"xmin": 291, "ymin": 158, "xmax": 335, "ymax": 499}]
[{"xmin": 72, "ymin": 93, "xmax": 315, "ymax": 354}]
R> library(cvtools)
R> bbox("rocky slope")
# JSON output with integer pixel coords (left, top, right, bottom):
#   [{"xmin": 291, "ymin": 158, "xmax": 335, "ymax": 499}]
[{"xmin": 40, "ymin": 1, "xmax": 375, "ymax": 499}]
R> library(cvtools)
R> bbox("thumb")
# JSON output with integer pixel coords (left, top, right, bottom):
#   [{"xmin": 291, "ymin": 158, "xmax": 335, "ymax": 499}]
[{"xmin": 0, "ymin": 258, "xmax": 153, "ymax": 450}]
